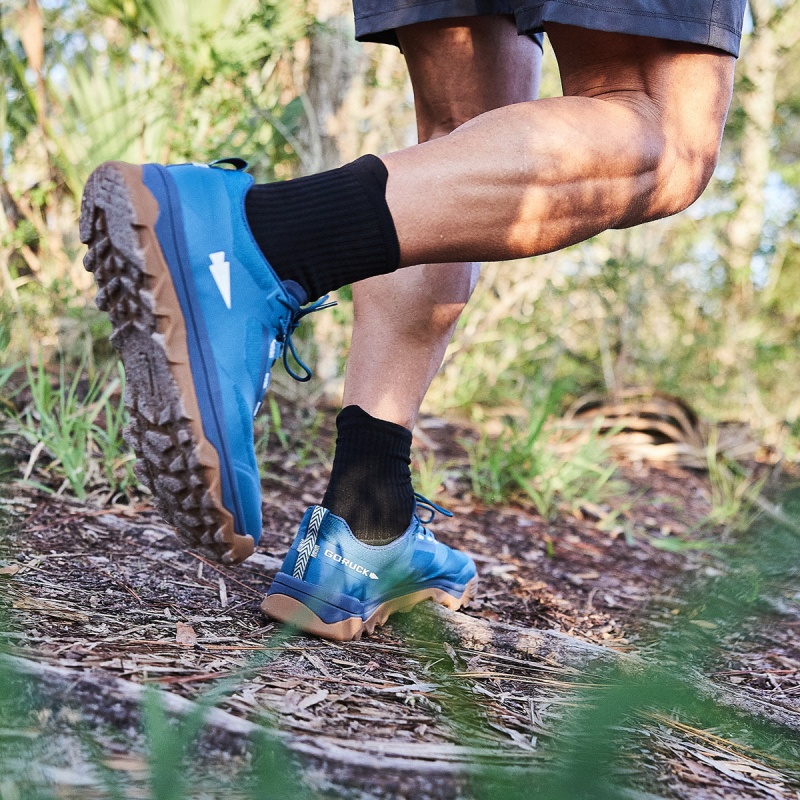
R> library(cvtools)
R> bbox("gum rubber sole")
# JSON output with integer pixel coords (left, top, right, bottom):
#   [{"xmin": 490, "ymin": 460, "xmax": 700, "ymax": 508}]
[
  {"xmin": 260, "ymin": 577, "xmax": 479, "ymax": 642},
  {"xmin": 80, "ymin": 162, "xmax": 254, "ymax": 564}
]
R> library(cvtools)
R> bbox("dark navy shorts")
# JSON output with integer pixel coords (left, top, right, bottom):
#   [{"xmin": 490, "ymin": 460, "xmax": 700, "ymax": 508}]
[{"xmin": 353, "ymin": 0, "xmax": 746, "ymax": 57}]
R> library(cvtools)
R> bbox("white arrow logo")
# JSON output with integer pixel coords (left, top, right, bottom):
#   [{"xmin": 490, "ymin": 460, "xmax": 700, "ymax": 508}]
[{"xmin": 208, "ymin": 251, "xmax": 231, "ymax": 309}]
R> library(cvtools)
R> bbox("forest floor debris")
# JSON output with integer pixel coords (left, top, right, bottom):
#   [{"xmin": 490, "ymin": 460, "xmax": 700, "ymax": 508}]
[{"xmin": 0, "ymin": 414, "xmax": 798, "ymax": 799}]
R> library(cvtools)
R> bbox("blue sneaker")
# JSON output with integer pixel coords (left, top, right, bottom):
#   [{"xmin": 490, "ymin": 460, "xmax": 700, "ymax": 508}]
[
  {"xmin": 80, "ymin": 159, "xmax": 328, "ymax": 564},
  {"xmin": 261, "ymin": 495, "xmax": 478, "ymax": 641}
]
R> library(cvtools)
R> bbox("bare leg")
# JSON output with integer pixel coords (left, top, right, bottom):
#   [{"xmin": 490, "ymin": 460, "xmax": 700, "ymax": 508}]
[
  {"xmin": 384, "ymin": 24, "xmax": 736, "ymax": 267},
  {"xmin": 343, "ymin": 17, "xmax": 541, "ymax": 428}
]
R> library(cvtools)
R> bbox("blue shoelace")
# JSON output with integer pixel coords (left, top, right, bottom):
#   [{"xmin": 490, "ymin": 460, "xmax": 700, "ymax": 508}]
[
  {"xmin": 413, "ymin": 492, "xmax": 453, "ymax": 525},
  {"xmin": 282, "ymin": 295, "xmax": 337, "ymax": 382}
]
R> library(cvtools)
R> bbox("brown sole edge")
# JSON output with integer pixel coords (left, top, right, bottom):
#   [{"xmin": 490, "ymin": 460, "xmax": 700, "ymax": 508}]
[
  {"xmin": 79, "ymin": 161, "xmax": 254, "ymax": 564},
  {"xmin": 260, "ymin": 577, "xmax": 479, "ymax": 642}
]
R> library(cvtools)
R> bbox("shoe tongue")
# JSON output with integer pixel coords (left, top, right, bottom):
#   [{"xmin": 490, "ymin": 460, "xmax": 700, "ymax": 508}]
[{"xmin": 282, "ymin": 280, "xmax": 307, "ymax": 306}]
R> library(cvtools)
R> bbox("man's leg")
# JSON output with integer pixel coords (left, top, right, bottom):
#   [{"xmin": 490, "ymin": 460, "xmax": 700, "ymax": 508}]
[
  {"xmin": 240, "ymin": 25, "xmax": 735, "ymax": 305},
  {"xmin": 257, "ymin": 25, "xmax": 735, "ymax": 637},
  {"xmin": 343, "ymin": 17, "xmax": 542, "ymax": 429},
  {"xmin": 318, "ymin": 18, "xmax": 541, "ymax": 547},
  {"xmin": 384, "ymin": 24, "xmax": 735, "ymax": 267},
  {"xmin": 313, "ymin": 23, "xmax": 731, "ymax": 545}
]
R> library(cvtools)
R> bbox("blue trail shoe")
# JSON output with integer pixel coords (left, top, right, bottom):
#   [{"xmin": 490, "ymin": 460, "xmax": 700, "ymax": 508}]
[
  {"xmin": 261, "ymin": 495, "xmax": 478, "ymax": 641},
  {"xmin": 80, "ymin": 159, "xmax": 326, "ymax": 564}
]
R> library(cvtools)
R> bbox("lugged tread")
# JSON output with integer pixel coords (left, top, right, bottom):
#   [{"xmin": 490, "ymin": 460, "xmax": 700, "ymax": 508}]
[{"xmin": 80, "ymin": 162, "xmax": 255, "ymax": 564}]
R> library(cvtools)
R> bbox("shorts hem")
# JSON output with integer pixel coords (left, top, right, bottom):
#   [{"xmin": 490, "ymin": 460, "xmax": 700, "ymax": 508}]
[
  {"xmin": 515, "ymin": 2, "xmax": 741, "ymax": 55},
  {"xmin": 354, "ymin": 0, "xmax": 742, "ymax": 56},
  {"xmin": 355, "ymin": 1, "xmax": 536, "ymax": 46}
]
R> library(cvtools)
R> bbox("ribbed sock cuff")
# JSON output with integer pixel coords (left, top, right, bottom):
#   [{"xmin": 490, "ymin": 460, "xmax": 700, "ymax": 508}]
[
  {"xmin": 244, "ymin": 155, "xmax": 400, "ymax": 302},
  {"xmin": 334, "ymin": 404, "xmax": 412, "ymax": 442},
  {"xmin": 322, "ymin": 405, "xmax": 414, "ymax": 545}
]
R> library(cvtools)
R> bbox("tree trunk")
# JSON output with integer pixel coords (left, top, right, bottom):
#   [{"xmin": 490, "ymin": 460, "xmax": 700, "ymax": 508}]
[
  {"xmin": 717, "ymin": 0, "xmax": 800, "ymax": 424},
  {"xmin": 723, "ymin": 0, "xmax": 778, "ymax": 314},
  {"xmin": 297, "ymin": 1, "xmax": 364, "ymax": 397},
  {"xmin": 298, "ymin": 0, "xmax": 363, "ymax": 177}
]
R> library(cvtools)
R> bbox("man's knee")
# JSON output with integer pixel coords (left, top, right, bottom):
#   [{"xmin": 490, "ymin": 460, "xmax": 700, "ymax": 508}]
[
  {"xmin": 609, "ymin": 92, "xmax": 726, "ymax": 226},
  {"xmin": 648, "ymin": 129, "xmax": 721, "ymax": 220},
  {"xmin": 426, "ymin": 300, "xmax": 468, "ymax": 339},
  {"xmin": 554, "ymin": 26, "xmax": 734, "ymax": 226}
]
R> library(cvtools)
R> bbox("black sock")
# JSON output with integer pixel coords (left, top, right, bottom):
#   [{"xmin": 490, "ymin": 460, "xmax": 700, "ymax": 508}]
[
  {"xmin": 322, "ymin": 405, "xmax": 415, "ymax": 545},
  {"xmin": 244, "ymin": 155, "xmax": 400, "ymax": 303}
]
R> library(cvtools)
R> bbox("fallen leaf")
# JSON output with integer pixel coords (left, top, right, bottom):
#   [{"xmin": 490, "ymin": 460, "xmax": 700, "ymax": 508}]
[
  {"xmin": 280, "ymin": 689, "xmax": 303, "ymax": 713},
  {"xmin": 690, "ymin": 620, "xmax": 717, "ymax": 630},
  {"xmin": 175, "ymin": 622, "xmax": 197, "ymax": 648},
  {"xmin": 104, "ymin": 756, "xmax": 148, "ymax": 773},
  {"xmin": 297, "ymin": 688, "xmax": 329, "ymax": 711},
  {"xmin": 0, "ymin": 565, "xmax": 21, "ymax": 576},
  {"xmin": 12, "ymin": 597, "xmax": 89, "ymax": 622}
]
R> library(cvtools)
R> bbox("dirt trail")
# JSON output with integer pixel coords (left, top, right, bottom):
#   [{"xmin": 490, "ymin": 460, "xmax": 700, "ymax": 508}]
[{"xmin": 0, "ymin": 415, "xmax": 798, "ymax": 799}]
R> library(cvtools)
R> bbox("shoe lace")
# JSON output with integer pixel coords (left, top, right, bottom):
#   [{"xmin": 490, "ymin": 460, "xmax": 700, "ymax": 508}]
[
  {"xmin": 282, "ymin": 295, "xmax": 337, "ymax": 382},
  {"xmin": 413, "ymin": 492, "xmax": 454, "ymax": 525}
]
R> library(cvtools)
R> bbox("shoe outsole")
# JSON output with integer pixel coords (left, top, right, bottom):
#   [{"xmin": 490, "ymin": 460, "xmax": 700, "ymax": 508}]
[
  {"xmin": 260, "ymin": 576, "xmax": 478, "ymax": 642},
  {"xmin": 80, "ymin": 161, "xmax": 255, "ymax": 564}
]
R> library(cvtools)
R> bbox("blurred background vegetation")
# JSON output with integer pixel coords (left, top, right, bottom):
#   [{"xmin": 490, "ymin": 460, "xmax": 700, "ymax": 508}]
[{"xmin": 1, "ymin": 0, "xmax": 799, "ymax": 500}]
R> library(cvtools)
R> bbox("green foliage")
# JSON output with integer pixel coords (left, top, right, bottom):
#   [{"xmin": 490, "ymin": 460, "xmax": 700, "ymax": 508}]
[
  {"xmin": 394, "ymin": 490, "xmax": 800, "ymax": 799},
  {"xmin": 268, "ymin": 394, "xmax": 290, "ymax": 451},
  {"xmin": 466, "ymin": 396, "xmax": 623, "ymax": 518},
  {"xmin": 88, "ymin": 0, "xmax": 304, "ymax": 86},
  {"xmin": 0, "ymin": 0, "xmax": 314, "ymax": 374},
  {"xmin": 6, "ymin": 357, "xmax": 134, "ymax": 499},
  {"xmin": 95, "ymin": 363, "xmax": 137, "ymax": 495},
  {"xmin": 254, "ymin": 398, "xmax": 329, "ymax": 476},
  {"xmin": 703, "ymin": 431, "xmax": 768, "ymax": 533},
  {"xmin": 412, "ymin": 451, "xmax": 452, "ymax": 500},
  {"xmin": 0, "ymin": 363, "xmax": 19, "ymax": 404},
  {"xmin": 53, "ymin": 54, "xmax": 171, "ymax": 198},
  {"xmin": 141, "ymin": 685, "xmax": 226, "ymax": 800}
]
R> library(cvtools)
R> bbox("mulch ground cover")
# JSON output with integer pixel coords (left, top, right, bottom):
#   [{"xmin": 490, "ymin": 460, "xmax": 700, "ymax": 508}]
[{"xmin": 0, "ymin": 408, "xmax": 798, "ymax": 799}]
